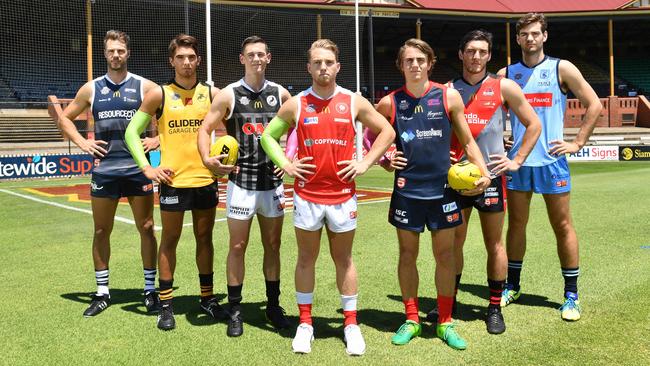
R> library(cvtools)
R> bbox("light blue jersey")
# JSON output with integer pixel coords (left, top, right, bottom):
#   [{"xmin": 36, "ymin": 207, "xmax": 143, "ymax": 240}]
[{"xmin": 507, "ymin": 57, "xmax": 567, "ymax": 167}]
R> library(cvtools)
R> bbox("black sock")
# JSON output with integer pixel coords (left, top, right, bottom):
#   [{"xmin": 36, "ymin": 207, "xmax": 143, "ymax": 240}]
[
  {"xmin": 561, "ymin": 267, "xmax": 579, "ymax": 296},
  {"xmin": 199, "ymin": 272, "xmax": 214, "ymax": 301},
  {"xmin": 265, "ymin": 280, "xmax": 281, "ymax": 307},
  {"xmin": 159, "ymin": 279, "xmax": 174, "ymax": 303},
  {"xmin": 227, "ymin": 284, "xmax": 243, "ymax": 310},
  {"xmin": 453, "ymin": 273, "xmax": 462, "ymax": 313},
  {"xmin": 488, "ymin": 278, "xmax": 505, "ymax": 311},
  {"xmin": 507, "ymin": 260, "xmax": 523, "ymax": 291}
]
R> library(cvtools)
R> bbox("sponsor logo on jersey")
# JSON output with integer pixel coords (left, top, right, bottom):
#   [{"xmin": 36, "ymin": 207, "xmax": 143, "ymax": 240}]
[
  {"xmin": 123, "ymin": 97, "xmax": 138, "ymax": 103},
  {"xmin": 304, "ymin": 139, "xmax": 314, "ymax": 147},
  {"xmin": 298, "ymin": 180, "xmax": 305, "ymax": 188},
  {"xmin": 125, "ymin": 88, "xmax": 136, "ymax": 93},
  {"xmin": 442, "ymin": 202, "xmax": 458, "ymax": 213},
  {"xmin": 428, "ymin": 98, "xmax": 441, "ymax": 106},
  {"xmin": 399, "ymin": 99, "xmax": 409, "ymax": 111},
  {"xmin": 229, "ymin": 205, "xmax": 252, "ymax": 216},
  {"xmin": 197, "ymin": 93, "xmax": 207, "ymax": 102},
  {"xmin": 555, "ymin": 179, "xmax": 568, "ymax": 187},
  {"xmin": 254, "ymin": 100, "xmax": 263, "ymax": 109},
  {"xmin": 113, "ymin": 91, "xmax": 121, "ymax": 98},
  {"xmin": 90, "ymin": 181, "xmax": 103, "ymax": 191},
  {"xmin": 304, "ymin": 117, "xmax": 319, "ymax": 125},
  {"xmin": 446, "ymin": 213, "xmax": 460, "ymax": 223},
  {"xmin": 397, "ymin": 177, "xmax": 406, "ymax": 188},
  {"xmin": 168, "ymin": 119, "xmax": 203, "ymax": 128},
  {"xmin": 142, "ymin": 183, "xmax": 153, "ymax": 192},
  {"xmin": 427, "ymin": 111, "xmax": 443, "ymax": 120},
  {"xmin": 98, "ymin": 98, "xmax": 110, "ymax": 102},
  {"xmin": 309, "ymin": 138, "xmax": 348, "ymax": 146},
  {"xmin": 482, "ymin": 101, "xmax": 497, "ymax": 107},
  {"xmin": 97, "ymin": 109, "xmax": 136, "ymax": 120},
  {"xmin": 349, "ymin": 211, "xmax": 357, "ymax": 219},
  {"xmin": 484, "ymin": 197, "xmax": 499, "ymax": 206},
  {"xmin": 160, "ymin": 196, "xmax": 179, "ymax": 205},
  {"xmin": 482, "ymin": 88, "xmax": 494, "ymax": 96},
  {"xmin": 414, "ymin": 105, "xmax": 424, "ymax": 114},
  {"xmin": 239, "ymin": 96, "xmax": 250, "ymax": 105},
  {"xmin": 524, "ymin": 93, "xmax": 553, "ymax": 107},
  {"xmin": 171, "ymin": 93, "xmax": 181, "ymax": 100},
  {"xmin": 400, "ymin": 130, "xmax": 416, "ymax": 143},
  {"xmin": 334, "ymin": 118, "xmax": 350, "ymax": 123},
  {"xmin": 267, "ymin": 95, "xmax": 278, "ymax": 107},
  {"xmin": 465, "ymin": 113, "xmax": 489, "ymax": 125},
  {"xmin": 342, "ymin": 188, "xmax": 352, "ymax": 193},
  {"xmin": 305, "ymin": 104, "xmax": 316, "ymax": 113},
  {"xmin": 335, "ymin": 102, "xmax": 349, "ymax": 114},
  {"xmin": 393, "ymin": 213, "xmax": 409, "ymax": 224},
  {"xmin": 242, "ymin": 122, "xmax": 264, "ymax": 135},
  {"xmin": 100, "ymin": 86, "xmax": 111, "ymax": 95},
  {"xmin": 399, "ymin": 115, "xmax": 413, "ymax": 121},
  {"xmin": 416, "ymin": 128, "xmax": 442, "ymax": 138},
  {"xmin": 321, "ymin": 106, "xmax": 330, "ymax": 114}
]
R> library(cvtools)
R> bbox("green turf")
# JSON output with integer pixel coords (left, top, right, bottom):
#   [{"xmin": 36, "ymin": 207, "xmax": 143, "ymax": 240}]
[{"xmin": 1, "ymin": 161, "xmax": 649, "ymax": 365}]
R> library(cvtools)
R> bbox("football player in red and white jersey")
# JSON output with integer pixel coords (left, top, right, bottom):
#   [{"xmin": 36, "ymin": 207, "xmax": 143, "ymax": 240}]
[{"xmin": 261, "ymin": 39, "xmax": 394, "ymax": 356}]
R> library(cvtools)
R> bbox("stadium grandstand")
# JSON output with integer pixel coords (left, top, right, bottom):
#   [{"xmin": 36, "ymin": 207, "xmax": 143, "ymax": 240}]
[{"xmin": 2, "ymin": 0, "xmax": 650, "ymax": 148}]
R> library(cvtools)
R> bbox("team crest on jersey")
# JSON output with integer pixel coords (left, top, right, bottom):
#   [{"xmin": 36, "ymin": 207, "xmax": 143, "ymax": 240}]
[
  {"xmin": 397, "ymin": 177, "xmax": 406, "ymax": 188},
  {"xmin": 305, "ymin": 104, "xmax": 316, "ymax": 113},
  {"xmin": 540, "ymin": 70, "xmax": 550, "ymax": 79},
  {"xmin": 335, "ymin": 102, "xmax": 349, "ymax": 114},
  {"xmin": 239, "ymin": 96, "xmax": 250, "ymax": 105},
  {"xmin": 100, "ymin": 86, "xmax": 111, "ymax": 95},
  {"xmin": 267, "ymin": 95, "xmax": 278, "ymax": 107},
  {"xmin": 197, "ymin": 93, "xmax": 207, "ymax": 102},
  {"xmin": 482, "ymin": 88, "xmax": 494, "ymax": 96},
  {"xmin": 399, "ymin": 100, "xmax": 409, "ymax": 111},
  {"xmin": 303, "ymin": 117, "xmax": 318, "ymax": 125},
  {"xmin": 514, "ymin": 73, "xmax": 522, "ymax": 80}
]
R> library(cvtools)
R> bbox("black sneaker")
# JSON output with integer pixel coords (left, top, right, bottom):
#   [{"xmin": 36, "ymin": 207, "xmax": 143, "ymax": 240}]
[
  {"xmin": 200, "ymin": 296, "xmax": 228, "ymax": 320},
  {"xmin": 266, "ymin": 305, "xmax": 290, "ymax": 329},
  {"xmin": 83, "ymin": 294, "xmax": 110, "ymax": 317},
  {"xmin": 144, "ymin": 291, "xmax": 160, "ymax": 313},
  {"xmin": 157, "ymin": 301, "xmax": 176, "ymax": 331},
  {"xmin": 227, "ymin": 308, "xmax": 244, "ymax": 337},
  {"xmin": 486, "ymin": 307, "xmax": 506, "ymax": 334}
]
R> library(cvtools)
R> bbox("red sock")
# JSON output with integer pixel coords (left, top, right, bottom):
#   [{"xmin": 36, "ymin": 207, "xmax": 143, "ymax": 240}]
[
  {"xmin": 343, "ymin": 310, "xmax": 357, "ymax": 327},
  {"xmin": 403, "ymin": 297, "xmax": 419, "ymax": 323},
  {"xmin": 298, "ymin": 303, "xmax": 312, "ymax": 325},
  {"xmin": 438, "ymin": 295, "xmax": 454, "ymax": 324}
]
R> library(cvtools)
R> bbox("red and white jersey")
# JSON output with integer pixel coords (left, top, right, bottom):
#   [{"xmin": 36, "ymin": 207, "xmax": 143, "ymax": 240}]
[{"xmin": 293, "ymin": 86, "xmax": 357, "ymax": 204}]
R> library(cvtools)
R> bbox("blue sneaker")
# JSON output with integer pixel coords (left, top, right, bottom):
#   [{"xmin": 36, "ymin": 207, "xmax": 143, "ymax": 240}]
[
  {"xmin": 500, "ymin": 284, "xmax": 521, "ymax": 307},
  {"xmin": 560, "ymin": 292, "xmax": 581, "ymax": 321}
]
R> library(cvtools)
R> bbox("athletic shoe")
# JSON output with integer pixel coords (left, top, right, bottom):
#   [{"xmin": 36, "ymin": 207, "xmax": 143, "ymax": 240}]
[
  {"xmin": 83, "ymin": 294, "xmax": 110, "ymax": 317},
  {"xmin": 344, "ymin": 324, "xmax": 366, "ymax": 356},
  {"xmin": 485, "ymin": 307, "xmax": 506, "ymax": 334},
  {"xmin": 436, "ymin": 322, "xmax": 467, "ymax": 350},
  {"xmin": 200, "ymin": 296, "xmax": 228, "ymax": 320},
  {"xmin": 144, "ymin": 291, "xmax": 160, "ymax": 313},
  {"xmin": 560, "ymin": 292, "xmax": 581, "ymax": 321},
  {"xmin": 500, "ymin": 284, "xmax": 521, "ymax": 307},
  {"xmin": 157, "ymin": 301, "xmax": 175, "ymax": 331},
  {"xmin": 391, "ymin": 320, "xmax": 421, "ymax": 345},
  {"xmin": 266, "ymin": 305, "xmax": 291, "ymax": 329},
  {"xmin": 227, "ymin": 308, "xmax": 244, "ymax": 337},
  {"xmin": 292, "ymin": 323, "xmax": 314, "ymax": 354}
]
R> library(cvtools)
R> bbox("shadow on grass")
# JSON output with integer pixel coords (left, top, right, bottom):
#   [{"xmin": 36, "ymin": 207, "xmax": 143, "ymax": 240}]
[{"xmin": 459, "ymin": 283, "xmax": 562, "ymax": 309}]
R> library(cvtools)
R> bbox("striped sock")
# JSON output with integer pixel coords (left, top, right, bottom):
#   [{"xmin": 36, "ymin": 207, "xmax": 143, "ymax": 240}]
[
  {"xmin": 95, "ymin": 269, "xmax": 109, "ymax": 297},
  {"xmin": 296, "ymin": 292, "xmax": 313, "ymax": 325},
  {"xmin": 507, "ymin": 260, "xmax": 523, "ymax": 291},
  {"xmin": 403, "ymin": 297, "xmax": 419, "ymax": 323},
  {"xmin": 561, "ymin": 267, "xmax": 579, "ymax": 296},
  {"xmin": 199, "ymin": 272, "xmax": 214, "ymax": 300},
  {"xmin": 341, "ymin": 294, "xmax": 358, "ymax": 327},
  {"xmin": 144, "ymin": 268, "xmax": 156, "ymax": 293},
  {"xmin": 159, "ymin": 279, "xmax": 174, "ymax": 302},
  {"xmin": 488, "ymin": 278, "xmax": 504, "ymax": 310}
]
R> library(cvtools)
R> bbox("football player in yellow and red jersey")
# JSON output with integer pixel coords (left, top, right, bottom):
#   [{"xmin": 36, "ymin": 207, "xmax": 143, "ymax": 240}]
[
  {"xmin": 261, "ymin": 39, "xmax": 394, "ymax": 356},
  {"xmin": 126, "ymin": 34, "xmax": 227, "ymax": 331}
]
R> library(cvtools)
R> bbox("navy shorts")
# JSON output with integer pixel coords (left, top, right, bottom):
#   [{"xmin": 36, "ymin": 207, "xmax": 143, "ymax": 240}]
[
  {"xmin": 455, "ymin": 175, "xmax": 506, "ymax": 212},
  {"xmin": 388, "ymin": 188, "xmax": 462, "ymax": 232},
  {"xmin": 90, "ymin": 172, "xmax": 154, "ymax": 199},
  {"xmin": 159, "ymin": 182, "xmax": 219, "ymax": 212},
  {"xmin": 506, "ymin": 157, "xmax": 571, "ymax": 194}
]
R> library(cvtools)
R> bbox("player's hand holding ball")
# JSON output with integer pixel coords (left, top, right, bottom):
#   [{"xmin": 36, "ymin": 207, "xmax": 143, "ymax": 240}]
[{"xmin": 205, "ymin": 135, "xmax": 238, "ymax": 177}]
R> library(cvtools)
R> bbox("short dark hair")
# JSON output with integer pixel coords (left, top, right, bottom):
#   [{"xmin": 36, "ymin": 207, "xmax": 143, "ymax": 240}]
[
  {"xmin": 459, "ymin": 29, "xmax": 493, "ymax": 53},
  {"xmin": 241, "ymin": 35, "xmax": 269, "ymax": 54},
  {"xmin": 104, "ymin": 30, "xmax": 130, "ymax": 50},
  {"xmin": 395, "ymin": 38, "xmax": 437, "ymax": 76},
  {"xmin": 168, "ymin": 34, "xmax": 199, "ymax": 57},
  {"xmin": 516, "ymin": 13, "xmax": 547, "ymax": 34}
]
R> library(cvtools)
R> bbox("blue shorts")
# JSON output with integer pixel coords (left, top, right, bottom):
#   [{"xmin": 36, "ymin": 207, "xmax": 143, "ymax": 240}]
[
  {"xmin": 455, "ymin": 175, "xmax": 506, "ymax": 212},
  {"xmin": 388, "ymin": 188, "xmax": 462, "ymax": 233},
  {"xmin": 90, "ymin": 172, "xmax": 154, "ymax": 199},
  {"xmin": 506, "ymin": 157, "xmax": 571, "ymax": 194}
]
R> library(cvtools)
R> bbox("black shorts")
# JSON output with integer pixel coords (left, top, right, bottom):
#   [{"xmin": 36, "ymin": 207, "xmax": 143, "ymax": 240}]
[
  {"xmin": 90, "ymin": 172, "xmax": 154, "ymax": 199},
  {"xmin": 388, "ymin": 188, "xmax": 462, "ymax": 232},
  {"xmin": 455, "ymin": 175, "xmax": 506, "ymax": 212},
  {"xmin": 159, "ymin": 182, "xmax": 219, "ymax": 212}
]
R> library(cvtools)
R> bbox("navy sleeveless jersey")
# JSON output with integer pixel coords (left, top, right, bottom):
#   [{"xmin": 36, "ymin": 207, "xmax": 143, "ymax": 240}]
[
  {"xmin": 391, "ymin": 81, "xmax": 452, "ymax": 199},
  {"xmin": 91, "ymin": 73, "xmax": 145, "ymax": 176},
  {"xmin": 224, "ymin": 79, "xmax": 283, "ymax": 191}
]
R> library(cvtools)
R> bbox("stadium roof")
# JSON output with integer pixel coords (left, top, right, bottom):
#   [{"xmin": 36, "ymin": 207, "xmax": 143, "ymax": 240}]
[{"xmin": 219, "ymin": 0, "xmax": 642, "ymax": 15}]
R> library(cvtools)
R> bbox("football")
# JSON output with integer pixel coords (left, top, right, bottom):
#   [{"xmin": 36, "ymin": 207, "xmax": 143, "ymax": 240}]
[
  {"xmin": 448, "ymin": 161, "xmax": 482, "ymax": 191},
  {"xmin": 210, "ymin": 135, "xmax": 239, "ymax": 166}
]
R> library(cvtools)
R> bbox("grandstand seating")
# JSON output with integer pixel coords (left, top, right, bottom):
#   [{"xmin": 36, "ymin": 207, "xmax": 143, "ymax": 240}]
[{"xmin": 0, "ymin": 114, "xmax": 63, "ymax": 143}]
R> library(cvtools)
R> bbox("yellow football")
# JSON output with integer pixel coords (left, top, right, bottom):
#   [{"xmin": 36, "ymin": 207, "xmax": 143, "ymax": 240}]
[
  {"xmin": 448, "ymin": 161, "xmax": 482, "ymax": 191},
  {"xmin": 210, "ymin": 135, "xmax": 239, "ymax": 166}
]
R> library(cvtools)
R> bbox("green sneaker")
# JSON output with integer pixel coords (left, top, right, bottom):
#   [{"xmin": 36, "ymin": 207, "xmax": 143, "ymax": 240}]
[
  {"xmin": 500, "ymin": 285, "xmax": 521, "ymax": 307},
  {"xmin": 436, "ymin": 322, "xmax": 467, "ymax": 350},
  {"xmin": 560, "ymin": 293, "xmax": 581, "ymax": 321},
  {"xmin": 391, "ymin": 320, "xmax": 421, "ymax": 345}
]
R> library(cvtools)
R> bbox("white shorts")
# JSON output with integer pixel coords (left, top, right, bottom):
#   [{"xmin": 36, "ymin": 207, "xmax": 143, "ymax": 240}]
[
  {"xmin": 293, "ymin": 194, "xmax": 357, "ymax": 233},
  {"xmin": 226, "ymin": 181, "xmax": 285, "ymax": 220}
]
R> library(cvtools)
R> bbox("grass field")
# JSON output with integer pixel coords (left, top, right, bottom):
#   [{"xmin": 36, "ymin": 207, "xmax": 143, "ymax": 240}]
[{"xmin": 1, "ymin": 162, "xmax": 649, "ymax": 365}]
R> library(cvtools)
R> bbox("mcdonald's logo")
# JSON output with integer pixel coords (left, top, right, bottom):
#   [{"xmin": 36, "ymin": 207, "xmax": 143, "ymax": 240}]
[
  {"xmin": 414, "ymin": 105, "xmax": 424, "ymax": 113},
  {"xmin": 254, "ymin": 100, "xmax": 263, "ymax": 109},
  {"xmin": 321, "ymin": 106, "xmax": 330, "ymax": 114},
  {"xmin": 113, "ymin": 90, "xmax": 121, "ymax": 98}
]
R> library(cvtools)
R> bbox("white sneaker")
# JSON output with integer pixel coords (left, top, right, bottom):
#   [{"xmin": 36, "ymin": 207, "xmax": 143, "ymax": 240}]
[
  {"xmin": 292, "ymin": 323, "xmax": 314, "ymax": 354},
  {"xmin": 344, "ymin": 324, "xmax": 366, "ymax": 356}
]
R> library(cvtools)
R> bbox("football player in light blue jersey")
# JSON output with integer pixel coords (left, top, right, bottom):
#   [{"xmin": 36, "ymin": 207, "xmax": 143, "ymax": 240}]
[{"xmin": 497, "ymin": 13, "xmax": 602, "ymax": 321}]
